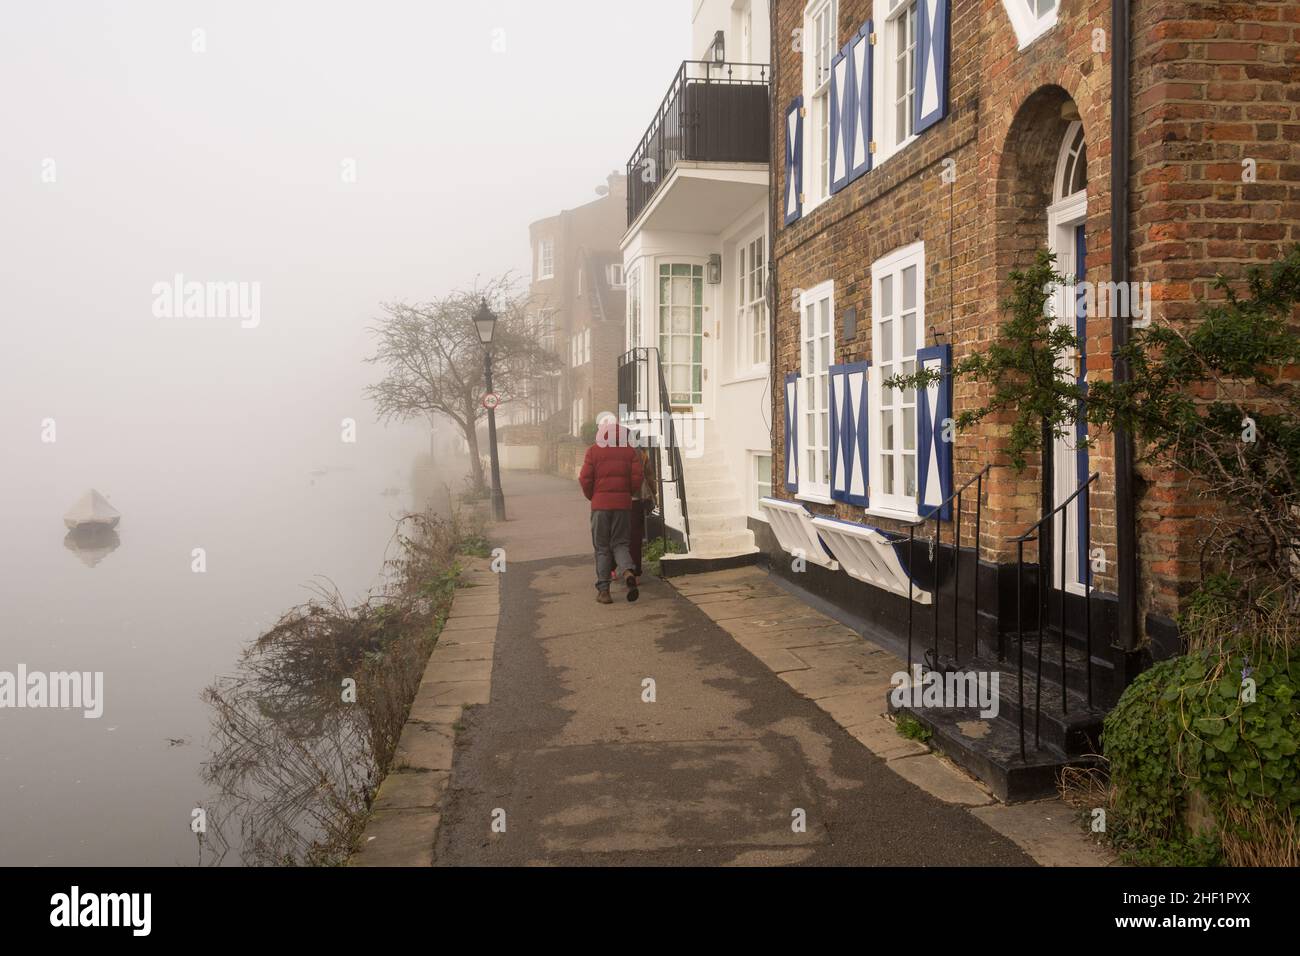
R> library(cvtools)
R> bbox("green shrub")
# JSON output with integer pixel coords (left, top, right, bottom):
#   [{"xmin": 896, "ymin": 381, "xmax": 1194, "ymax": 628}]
[
  {"xmin": 1102, "ymin": 639, "xmax": 1299, "ymax": 865},
  {"xmin": 642, "ymin": 536, "xmax": 684, "ymax": 577},
  {"xmin": 895, "ymin": 713, "xmax": 932, "ymax": 743}
]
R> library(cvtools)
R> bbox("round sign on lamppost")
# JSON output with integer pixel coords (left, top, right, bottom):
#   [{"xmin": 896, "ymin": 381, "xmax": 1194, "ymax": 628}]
[{"xmin": 481, "ymin": 392, "xmax": 501, "ymax": 411}]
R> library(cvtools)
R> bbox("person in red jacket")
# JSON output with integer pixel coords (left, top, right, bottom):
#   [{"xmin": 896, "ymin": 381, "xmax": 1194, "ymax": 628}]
[{"xmin": 579, "ymin": 415, "xmax": 644, "ymax": 604}]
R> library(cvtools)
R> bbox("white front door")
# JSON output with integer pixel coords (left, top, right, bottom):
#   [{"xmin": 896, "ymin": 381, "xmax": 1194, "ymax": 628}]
[{"xmin": 1047, "ymin": 197, "xmax": 1088, "ymax": 594}]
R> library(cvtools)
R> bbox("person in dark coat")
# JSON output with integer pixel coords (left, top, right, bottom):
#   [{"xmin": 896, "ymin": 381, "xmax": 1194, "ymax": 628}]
[
  {"xmin": 579, "ymin": 416, "xmax": 644, "ymax": 604},
  {"xmin": 629, "ymin": 440, "xmax": 657, "ymax": 577}
]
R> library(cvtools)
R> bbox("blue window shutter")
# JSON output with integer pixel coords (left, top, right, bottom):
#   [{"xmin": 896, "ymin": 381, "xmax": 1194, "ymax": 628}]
[
  {"xmin": 829, "ymin": 362, "xmax": 870, "ymax": 507},
  {"xmin": 829, "ymin": 42, "xmax": 855, "ymax": 194},
  {"xmin": 915, "ymin": 0, "xmax": 950, "ymax": 134},
  {"xmin": 916, "ymin": 344, "xmax": 952, "ymax": 519},
  {"xmin": 829, "ymin": 368, "xmax": 842, "ymax": 498},
  {"xmin": 849, "ymin": 24, "xmax": 873, "ymax": 181},
  {"xmin": 784, "ymin": 372, "xmax": 799, "ymax": 491},
  {"xmin": 853, "ymin": 363, "xmax": 870, "ymax": 508},
  {"xmin": 784, "ymin": 98, "xmax": 804, "ymax": 225}
]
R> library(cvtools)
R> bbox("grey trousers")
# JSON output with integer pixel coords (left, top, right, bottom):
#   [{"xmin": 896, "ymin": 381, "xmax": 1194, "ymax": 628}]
[{"xmin": 591, "ymin": 509, "xmax": 634, "ymax": 591}]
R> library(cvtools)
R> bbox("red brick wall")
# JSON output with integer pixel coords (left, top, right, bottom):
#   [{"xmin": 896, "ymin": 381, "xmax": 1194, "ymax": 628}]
[
  {"xmin": 770, "ymin": 0, "xmax": 1300, "ymax": 629},
  {"xmin": 1129, "ymin": 0, "xmax": 1300, "ymax": 616}
]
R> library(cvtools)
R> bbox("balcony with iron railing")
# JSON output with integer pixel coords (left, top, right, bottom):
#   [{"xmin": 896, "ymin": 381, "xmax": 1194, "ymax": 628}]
[{"xmin": 625, "ymin": 60, "xmax": 770, "ymax": 228}]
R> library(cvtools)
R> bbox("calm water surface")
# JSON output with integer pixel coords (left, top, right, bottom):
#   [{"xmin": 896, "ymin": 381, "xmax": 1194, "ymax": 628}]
[{"xmin": 0, "ymin": 453, "xmax": 439, "ymax": 866}]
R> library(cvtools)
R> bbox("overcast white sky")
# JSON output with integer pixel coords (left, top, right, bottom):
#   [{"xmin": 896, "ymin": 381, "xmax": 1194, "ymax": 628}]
[{"xmin": 0, "ymin": 1, "xmax": 688, "ymax": 497}]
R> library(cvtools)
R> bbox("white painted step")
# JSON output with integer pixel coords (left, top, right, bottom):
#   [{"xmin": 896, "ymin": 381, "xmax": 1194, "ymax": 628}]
[
  {"xmin": 687, "ymin": 530, "xmax": 757, "ymax": 554},
  {"xmin": 686, "ymin": 496, "xmax": 742, "ymax": 518},
  {"xmin": 687, "ymin": 513, "xmax": 750, "ymax": 534},
  {"xmin": 682, "ymin": 464, "xmax": 732, "ymax": 482},
  {"xmin": 688, "ymin": 479, "xmax": 736, "ymax": 499}
]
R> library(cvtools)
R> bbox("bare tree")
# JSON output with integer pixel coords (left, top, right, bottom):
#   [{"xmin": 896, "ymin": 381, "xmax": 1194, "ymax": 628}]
[{"xmin": 365, "ymin": 275, "xmax": 558, "ymax": 491}]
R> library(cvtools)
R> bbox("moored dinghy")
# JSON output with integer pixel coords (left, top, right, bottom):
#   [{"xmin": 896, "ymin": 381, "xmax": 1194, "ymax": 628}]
[{"xmin": 63, "ymin": 489, "xmax": 121, "ymax": 530}]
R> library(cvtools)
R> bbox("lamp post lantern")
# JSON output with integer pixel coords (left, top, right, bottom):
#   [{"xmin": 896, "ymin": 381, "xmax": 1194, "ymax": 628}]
[{"xmin": 473, "ymin": 297, "xmax": 507, "ymax": 521}]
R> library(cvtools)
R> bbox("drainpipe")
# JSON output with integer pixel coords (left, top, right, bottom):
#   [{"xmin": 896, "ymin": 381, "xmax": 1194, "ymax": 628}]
[
  {"xmin": 768, "ymin": 1, "xmax": 780, "ymax": 450},
  {"xmin": 1111, "ymin": 0, "xmax": 1138, "ymax": 652}
]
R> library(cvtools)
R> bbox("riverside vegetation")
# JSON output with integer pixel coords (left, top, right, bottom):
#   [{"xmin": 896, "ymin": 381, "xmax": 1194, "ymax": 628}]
[{"xmin": 200, "ymin": 502, "xmax": 485, "ymax": 866}]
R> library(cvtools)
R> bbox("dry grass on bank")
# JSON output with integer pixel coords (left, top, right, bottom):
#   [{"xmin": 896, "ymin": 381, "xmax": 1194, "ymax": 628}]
[{"xmin": 200, "ymin": 507, "xmax": 484, "ymax": 866}]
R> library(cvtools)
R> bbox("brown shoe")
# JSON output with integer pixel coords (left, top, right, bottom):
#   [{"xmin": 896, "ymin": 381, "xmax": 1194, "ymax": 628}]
[
  {"xmin": 625, "ymin": 573, "xmax": 639, "ymax": 603},
  {"xmin": 596, "ymin": 590, "xmax": 613, "ymax": 605}
]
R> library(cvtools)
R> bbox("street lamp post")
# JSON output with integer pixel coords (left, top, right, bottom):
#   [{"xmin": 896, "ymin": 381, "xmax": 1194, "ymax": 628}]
[{"xmin": 473, "ymin": 298, "xmax": 507, "ymax": 522}]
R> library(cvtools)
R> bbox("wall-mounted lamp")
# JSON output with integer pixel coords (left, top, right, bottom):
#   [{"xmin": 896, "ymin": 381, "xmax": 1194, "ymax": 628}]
[
  {"xmin": 707, "ymin": 253, "xmax": 722, "ymax": 285},
  {"xmin": 710, "ymin": 30, "xmax": 726, "ymax": 64}
]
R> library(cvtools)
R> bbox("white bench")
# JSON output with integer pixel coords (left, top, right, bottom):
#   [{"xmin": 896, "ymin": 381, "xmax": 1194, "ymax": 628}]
[
  {"xmin": 809, "ymin": 515, "xmax": 932, "ymax": 605},
  {"xmin": 758, "ymin": 497, "xmax": 839, "ymax": 571}
]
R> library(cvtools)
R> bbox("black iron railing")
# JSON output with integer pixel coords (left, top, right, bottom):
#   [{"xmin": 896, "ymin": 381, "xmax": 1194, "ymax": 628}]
[
  {"xmin": 1010, "ymin": 472, "xmax": 1100, "ymax": 760},
  {"xmin": 617, "ymin": 347, "xmax": 691, "ymax": 554},
  {"xmin": 626, "ymin": 60, "xmax": 770, "ymax": 226},
  {"xmin": 906, "ymin": 465, "xmax": 992, "ymax": 678}
]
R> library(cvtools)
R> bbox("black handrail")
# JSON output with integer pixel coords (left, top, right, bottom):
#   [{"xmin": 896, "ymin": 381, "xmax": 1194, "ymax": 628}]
[
  {"xmin": 616, "ymin": 347, "xmax": 691, "ymax": 556},
  {"xmin": 1010, "ymin": 472, "xmax": 1100, "ymax": 760},
  {"xmin": 905, "ymin": 465, "xmax": 992, "ymax": 677}
]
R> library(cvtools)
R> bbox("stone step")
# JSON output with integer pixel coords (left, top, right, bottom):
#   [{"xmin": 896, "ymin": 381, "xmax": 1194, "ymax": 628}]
[
  {"xmin": 682, "ymin": 463, "xmax": 732, "ymax": 482},
  {"xmin": 685, "ymin": 496, "xmax": 742, "ymax": 518},
  {"xmin": 688, "ymin": 479, "xmax": 736, "ymax": 499},
  {"xmin": 688, "ymin": 529, "xmax": 757, "ymax": 554},
  {"xmin": 687, "ymin": 513, "xmax": 750, "ymax": 534}
]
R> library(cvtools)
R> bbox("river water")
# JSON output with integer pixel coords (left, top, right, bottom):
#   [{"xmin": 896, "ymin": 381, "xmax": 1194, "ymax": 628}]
[{"xmin": 0, "ymin": 439, "xmax": 461, "ymax": 866}]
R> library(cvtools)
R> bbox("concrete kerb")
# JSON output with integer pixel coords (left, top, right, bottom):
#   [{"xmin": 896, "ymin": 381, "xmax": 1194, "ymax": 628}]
[{"xmin": 349, "ymin": 553, "xmax": 499, "ymax": 867}]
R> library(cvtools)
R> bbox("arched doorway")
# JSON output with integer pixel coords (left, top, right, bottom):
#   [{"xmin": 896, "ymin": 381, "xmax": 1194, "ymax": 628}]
[{"xmin": 1047, "ymin": 120, "xmax": 1088, "ymax": 594}]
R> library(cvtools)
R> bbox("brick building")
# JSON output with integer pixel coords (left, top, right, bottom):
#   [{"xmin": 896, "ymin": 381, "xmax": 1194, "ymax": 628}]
[
  {"xmin": 761, "ymin": 0, "xmax": 1300, "ymax": 797},
  {"xmin": 504, "ymin": 173, "xmax": 628, "ymax": 475}
]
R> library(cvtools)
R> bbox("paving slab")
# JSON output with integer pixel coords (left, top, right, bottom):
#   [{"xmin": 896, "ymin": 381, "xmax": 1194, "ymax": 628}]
[
  {"xmin": 439, "ymin": 627, "xmax": 497, "ymax": 647},
  {"xmin": 888, "ymin": 754, "xmax": 994, "ymax": 807},
  {"xmin": 443, "ymin": 614, "xmax": 500, "ymax": 632},
  {"xmin": 970, "ymin": 801, "xmax": 1116, "ymax": 866},
  {"xmin": 371, "ymin": 770, "xmax": 451, "ymax": 811},
  {"xmin": 350, "ymin": 809, "xmax": 440, "ymax": 867},
  {"xmin": 394, "ymin": 721, "xmax": 457, "ymax": 771},
  {"xmin": 421, "ymin": 658, "xmax": 493, "ymax": 683},
  {"xmin": 419, "ymin": 680, "xmax": 491, "ymax": 708},
  {"xmin": 844, "ymin": 718, "xmax": 931, "ymax": 761},
  {"xmin": 429, "ymin": 642, "xmax": 495, "ymax": 663}
]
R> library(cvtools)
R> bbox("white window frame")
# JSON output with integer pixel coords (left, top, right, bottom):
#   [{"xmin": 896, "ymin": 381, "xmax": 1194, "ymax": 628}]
[
  {"xmin": 658, "ymin": 261, "xmax": 706, "ymax": 407},
  {"xmin": 572, "ymin": 397, "xmax": 585, "ymax": 437},
  {"xmin": 1001, "ymin": 0, "xmax": 1059, "ymax": 50},
  {"xmin": 735, "ymin": 230, "xmax": 769, "ymax": 374},
  {"xmin": 798, "ymin": 280, "xmax": 835, "ymax": 502},
  {"xmin": 872, "ymin": 0, "xmax": 920, "ymax": 168},
  {"xmin": 751, "ymin": 451, "xmax": 773, "ymax": 519},
  {"xmin": 802, "ymin": 0, "xmax": 838, "ymax": 211},
  {"xmin": 869, "ymin": 241, "xmax": 925, "ymax": 516},
  {"xmin": 537, "ymin": 239, "xmax": 554, "ymax": 280},
  {"xmin": 609, "ymin": 263, "xmax": 625, "ymax": 288},
  {"xmin": 738, "ymin": 0, "xmax": 754, "ymax": 63},
  {"xmin": 626, "ymin": 265, "xmax": 641, "ymax": 349},
  {"xmin": 584, "ymin": 328, "xmax": 591, "ymax": 365},
  {"xmin": 539, "ymin": 308, "xmax": 556, "ymax": 353}
]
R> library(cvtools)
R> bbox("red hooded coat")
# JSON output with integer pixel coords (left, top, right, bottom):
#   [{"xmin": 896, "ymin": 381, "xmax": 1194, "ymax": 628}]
[{"xmin": 579, "ymin": 422, "xmax": 644, "ymax": 512}]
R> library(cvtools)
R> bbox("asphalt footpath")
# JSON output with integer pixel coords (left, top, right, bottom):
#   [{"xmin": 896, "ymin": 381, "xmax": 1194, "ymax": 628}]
[{"xmin": 432, "ymin": 471, "xmax": 1033, "ymax": 866}]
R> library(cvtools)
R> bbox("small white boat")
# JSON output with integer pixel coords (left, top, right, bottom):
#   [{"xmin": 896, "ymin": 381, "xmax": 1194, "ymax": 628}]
[{"xmin": 64, "ymin": 489, "xmax": 121, "ymax": 531}]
